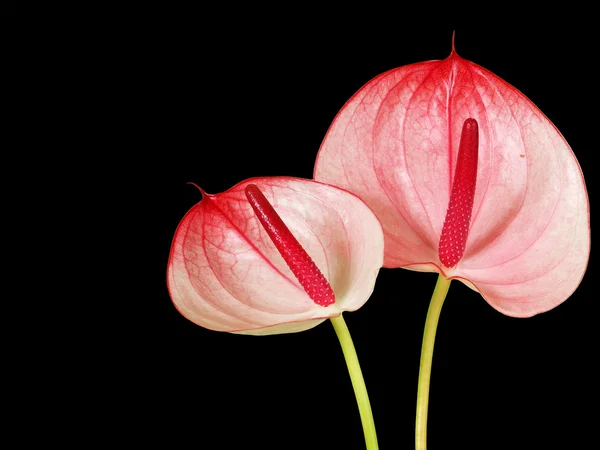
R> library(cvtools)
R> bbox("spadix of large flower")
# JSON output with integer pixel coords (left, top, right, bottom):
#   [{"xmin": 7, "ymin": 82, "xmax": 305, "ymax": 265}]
[
  {"xmin": 167, "ymin": 177, "xmax": 384, "ymax": 335},
  {"xmin": 314, "ymin": 47, "xmax": 590, "ymax": 318}
]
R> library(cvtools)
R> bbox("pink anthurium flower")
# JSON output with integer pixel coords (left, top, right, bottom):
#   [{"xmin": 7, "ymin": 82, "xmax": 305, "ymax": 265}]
[
  {"xmin": 313, "ymin": 37, "xmax": 590, "ymax": 449},
  {"xmin": 167, "ymin": 176, "xmax": 384, "ymax": 448},
  {"xmin": 314, "ymin": 44, "xmax": 590, "ymax": 318},
  {"xmin": 167, "ymin": 177, "xmax": 384, "ymax": 335}
]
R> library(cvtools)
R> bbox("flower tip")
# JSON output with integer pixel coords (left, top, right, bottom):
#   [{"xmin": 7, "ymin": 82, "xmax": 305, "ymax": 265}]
[
  {"xmin": 187, "ymin": 182, "xmax": 208, "ymax": 198},
  {"xmin": 244, "ymin": 183, "xmax": 260, "ymax": 200},
  {"xmin": 451, "ymin": 30, "xmax": 458, "ymax": 57},
  {"xmin": 464, "ymin": 117, "xmax": 477, "ymax": 129}
]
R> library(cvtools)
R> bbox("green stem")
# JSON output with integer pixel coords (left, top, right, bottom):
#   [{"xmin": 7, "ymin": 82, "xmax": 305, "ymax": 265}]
[
  {"xmin": 416, "ymin": 274, "xmax": 452, "ymax": 450},
  {"xmin": 330, "ymin": 314, "xmax": 379, "ymax": 450}
]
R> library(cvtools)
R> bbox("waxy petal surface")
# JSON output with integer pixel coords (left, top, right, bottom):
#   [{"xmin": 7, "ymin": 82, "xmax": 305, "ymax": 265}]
[
  {"xmin": 314, "ymin": 50, "xmax": 589, "ymax": 317},
  {"xmin": 167, "ymin": 177, "xmax": 384, "ymax": 334}
]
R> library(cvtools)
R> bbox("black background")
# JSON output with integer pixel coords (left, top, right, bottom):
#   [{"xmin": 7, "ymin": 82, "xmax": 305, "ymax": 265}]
[{"xmin": 119, "ymin": 23, "xmax": 596, "ymax": 450}]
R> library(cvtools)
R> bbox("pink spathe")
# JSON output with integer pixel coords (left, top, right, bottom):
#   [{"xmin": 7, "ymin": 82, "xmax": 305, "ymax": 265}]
[
  {"xmin": 314, "ymin": 45, "xmax": 590, "ymax": 317},
  {"xmin": 167, "ymin": 177, "xmax": 384, "ymax": 335}
]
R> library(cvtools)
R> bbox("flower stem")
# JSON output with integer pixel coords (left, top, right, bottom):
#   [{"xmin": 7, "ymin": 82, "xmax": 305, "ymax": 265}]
[
  {"xmin": 330, "ymin": 314, "xmax": 379, "ymax": 450},
  {"xmin": 416, "ymin": 274, "xmax": 452, "ymax": 450}
]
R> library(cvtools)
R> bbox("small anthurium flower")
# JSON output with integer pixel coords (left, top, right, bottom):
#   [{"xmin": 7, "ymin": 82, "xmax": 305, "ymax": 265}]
[
  {"xmin": 167, "ymin": 177, "xmax": 384, "ymax": 335},
  {"xmin": 314, "ymin": 42, "xmax": 590, "ymax": 318}
]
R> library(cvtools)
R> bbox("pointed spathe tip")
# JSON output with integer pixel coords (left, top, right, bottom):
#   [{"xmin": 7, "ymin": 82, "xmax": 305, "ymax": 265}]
[
  {"xmin": 187, "ymin": 182, "xmax": 208, "ymax": 198},
  {"xmin": 450, "ymin": 30, "xmax": 459, "ymax": 57}
]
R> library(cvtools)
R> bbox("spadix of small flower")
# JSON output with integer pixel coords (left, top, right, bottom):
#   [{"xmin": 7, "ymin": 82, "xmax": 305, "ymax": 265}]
[
  {"xmin": 314, "ymin": 46, "xmax": 590, "ymax": 317},
  {"xmin": 167, "ymin": 177, "xmax": 384, "ymax": 335}
]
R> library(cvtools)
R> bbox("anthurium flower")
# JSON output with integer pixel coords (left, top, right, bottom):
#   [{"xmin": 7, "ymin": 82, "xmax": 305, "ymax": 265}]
[
  {"xmin": 167, "ymin": 177, "xmax": 384, "ymax": 335},
  {"xmin": 314, "ymin": 44, "xmax": 590, "ymax": 318},
  {"xmin": 167, "ymin": 177, "xmax": 383, "ymax": 448}
]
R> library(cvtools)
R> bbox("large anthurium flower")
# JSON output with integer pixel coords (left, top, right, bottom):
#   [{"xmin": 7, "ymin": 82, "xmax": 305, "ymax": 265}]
[
  {"xmin": 314, "ymin": 45, "xmax": 590, "ymax": 318},
  {"xmin": 167, "ymin": 176, "xmax": 384, "ymax": 335}
]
